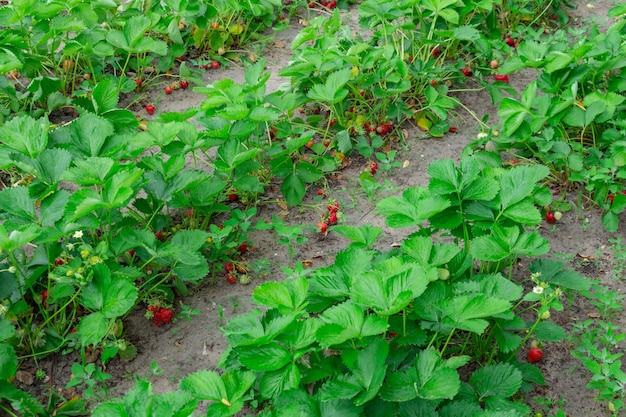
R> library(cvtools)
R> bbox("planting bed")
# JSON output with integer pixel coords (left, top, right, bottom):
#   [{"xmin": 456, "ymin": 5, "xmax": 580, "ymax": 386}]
[{"xmin": 3, "ymin": 0, "xmax": 626, "ymax": 416}]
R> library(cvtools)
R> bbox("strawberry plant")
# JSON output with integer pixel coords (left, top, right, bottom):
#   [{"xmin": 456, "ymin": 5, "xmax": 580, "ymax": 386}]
[{"xmin": 493, "ymin": 12, "xmax": 626, "ymax": 231}]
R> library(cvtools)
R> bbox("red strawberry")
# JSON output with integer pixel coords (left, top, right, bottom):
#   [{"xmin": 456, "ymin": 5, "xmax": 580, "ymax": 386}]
[
  {"xmin": 158, "ymin": 307, "xmax": 173, "ymax": 325},
  {"xmin": 211, "ymin": 61, "xmax": 220, "ymax": 69},
  {"xmin": 165, "ymin": 85, "xmax": 173, "ymax": 95},
  {"xmin": 317, "ymin": 189, "xmax": 324, "ymax": 196},
  {"xmin": 135, "ymin": 78, "xmax": 143, "ymax": 88},
  {"xmin": 128, "ymin": 249, "xmax": 136, "ymax": 257},
  {"xmin": 461, "ymin": 67, "xmax": 472, "ymax": 77},
  {"xmin": 224, "ymin": 262, "xmax": 234, "ymax": 273},
  {"xmin": 42, "ymin": 289, "xmax": 49, "ymax": 308},
  {"xmin": 370, "ymin": 162, "xmax": 378, "ymax": 175},
  {"xmin": 228, "ymin": 192, "xmax": 238, "ymax": 202},
  {"xmin": 180, "ymin": 80, "xmax": 189, "ymax": 89},
  {"xmin": 449, "ymin": 126, "xmax": 458, "ymax": 133},
  {"xmin": 317, "ymin": 221, "xmax": 328, "ymax": 233},
  {"xmin": 54, "ymin": 258, "xmax": 66, "ymax": 266},
  {"xmin": 155, "ymin": 231, "xmax": 165, "ymax": 241},
  {"xmin": 305, "ymin": 140, "xmax": 314, "ymax": 149},
  {"xmin": 237, "ymin": 242, "xmax": 248, "ymax": 254},
  {"xmin": 328, "ymin": 211, "xmax": 338, "ymax": 225},
  {"xmin": 528, "ymin": 347, "xmax": 543, "ymax": 363},
  {"xmin": 145, "ymin": 104, "xmax": 155, "ymax": 115},
  {"xmin": 506, "ymin": 36, "xmax": 517, "ymax": 47},
  {"xmin": 327, "ymin": 202, "xmax": 339, "ymax": 213},
  {"xmin": 226, "ymin": 273, "xmax": 237, "ymax": 284},
  {"xmin": 608, "ymin": 194, "xmax": 615, "ymax": 204},
  {"xmin": 545, "ymin": 212, "xmax": 556, "ymax": 223},
  {"xmin": 495, "ymin": 74, "xmax": 509, "ymax": 83}
]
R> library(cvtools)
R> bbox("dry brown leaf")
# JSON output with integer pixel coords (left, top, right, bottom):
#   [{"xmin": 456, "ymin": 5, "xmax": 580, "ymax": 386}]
[
  {"xmin": 274, "ymin": 40, "xmax": 286, "ymax": 48},
  {"xmin": 587, "ymin": 312, "xmax": 601, "ymax": 318}
]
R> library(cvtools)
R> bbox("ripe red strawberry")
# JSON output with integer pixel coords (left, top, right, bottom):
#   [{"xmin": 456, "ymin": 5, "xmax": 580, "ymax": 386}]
[
  {"xmin": 329, "ymin": 119, "xmax": 337, "ymax": 127},
  {"xmin": 180, "ymin": 80, "xmax": 189, "ymax": 89},
  {"xmin": 237, "ymin": 242, "xmax": 248, "ymax": 254},
  {"xmin": 528, "ymin": 347, "xmax": 543, "ymax": 363},
  {"xmin": 228, "ymin": 192, "xmax": 238, "ymax": 202},
  {"xmin": 317, "ymin": 221, "xmax": 328, "ymax": 233},
  {"xmin": 224, "ymin": 262, "xmax": 234, "ymax": 273},
  {"xmin": 145, "ymin": 104, "xmax": 155, "ymax": 115},
  {"xmin": 308, "ymin": 2, "xmax": 315, "ymax": 7},
  {"xmin": 128, "ymin": 249, "xmax": 135, "ymax": 257},
  {"xmin": 305, "ymin": 140, "xmax": 314, "ymax": 149},
  {"xmin": 165, "ymin": 85, "xmax": 173, "ymax": 95},
  {"xmin": 432, "ymin": 48, "xmax": 441, "ymax": 58},
  {"xmin": 327, "ymin": 202, "xmax": 339, "ymax": 213},
  {"xmin": 328, "ymin": 211, "xmax": 338, "ymax": 225},
  {"xmin": 545, "ymin": 211, "xmax": 556, "ymax": 223},
  {"xmin": 226, "ymin": 273, "xmax": 237, "ymax": 284},
  {"xmin": 495, "ymin": 74, "xmax": 509, "ymax": 83},
  {"xmin": 211, "ymin": 61, "xmax": 220, "ymax": 69},
  {"xmin": 155, "ymin": 231, "xmax": 165, "ymax": 241},
  {"xmin": 327, "ymin": 0, "xmax": 337, "ymax": 8},
  {"xmin": 42, "ymin": 289, "xmax": 49, "ymax": 308},
  {"xmin": 461, "ymin": 67, "xmax": 472, "ymax": 77},
  {"xmin": 608, "ymin": 194, "xmax": 615, "ymax": 204},
  {"xmin": 54, "ymin": 258, "xmax": 66, "ymax": 266},
  {"xmin": 359, "ymin": 90, "xmax": 365, "ymax": 96},
  {"xmin": 317, "ymin": 189, "xmax": 324, "ymax": 196},
  {"xmin": 449, "ymin": 126, "xmax": 458, "ymax": 133},
  {"xmin": 135, "ymin": 78, "xmax": 143, "ymax": 88},
  {"xmin": 157, "ymin": 307, "xmax": 173, "ymax": 325},
  {"xmin": 506, "ymin": 36, "xmax": 517, "ymax": 47},
  {"xmin": 370, "ymin": 162, "xmax": 378, "ymax": 175}
]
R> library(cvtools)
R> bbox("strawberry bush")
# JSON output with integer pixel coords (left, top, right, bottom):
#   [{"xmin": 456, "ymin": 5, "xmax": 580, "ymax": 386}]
[{"xmin": 0, "ymin": 0, "xmax": 622, "ymax": 414}]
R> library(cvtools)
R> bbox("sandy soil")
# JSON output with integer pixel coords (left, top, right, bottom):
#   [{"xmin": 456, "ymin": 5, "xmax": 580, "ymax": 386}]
[{"xmin": 19, "ymin": 2, "xmax": 625, "ymax": 416}]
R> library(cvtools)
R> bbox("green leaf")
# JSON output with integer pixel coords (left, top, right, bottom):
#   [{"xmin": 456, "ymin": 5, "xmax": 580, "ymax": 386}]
[
  {"xmin": 317, "ymin": 302, "xmax": 388, "ymax": 348},
  {"xmin": 351, "ymin": 338, "xmax": 389, "ymax": 405},
  {"xmin": 470, "ymin": 235, "xmax": 509, "ymax": 262},
  {"xmin": 76, "ymin": 311, "xmax": 107, "ymax": 346},
  {"xmin": 180, "ymin": 370, "xmax": 227, "ymax": 401},
  {"xmin": 170, "ymin": 229, "xmax": 210, "ymax": 253},
  {"xmin": 502, "ymin": 199, "xmax": 541, "ymax": 224},
  {"xmin": 0, "ymin": 186, "xmax": 37, "ymax": 224},
  {"xmin": 333, "ymin": 225, "xmax": 382, "ymax": 248},
  {"xmin": 238, "ymin": 342, "xmax": 292, "ymax": 371},
  {"xmin": 441, "ymin": 295, "xmax": 512, "ymax": 334},
  {"xmin": 380, "ymin": 348, "xmax": 460, "ymax": 401},
  {"xmin": 69, "ymin": 113, "xmax": 115, "ymax": 157},
  {"xmin": 533, "ymin": 321, "xmax": 566, "ymax": 342},
  {"xmin": 0, "ymin": 115, "xmax": 49, "ymax": 158},
  {"xmin": 351, "ymin": 260, "xmax": 436, "ymax": 316},
  {"xmin": 92, "ymin": 79, "xmax": 118, "ymax": 114},
  {"xmin": 282, "ymin": 172, "xmax": 305, "ymax": 206},
  {"xmin": 0, "ymin": 342, "xmax": 17, "ymax": 380},
  {"xmin": 497, "ymin": 165, "xmax": 549, "ymax": 210},
  {"xmin": 307, "ymin": 68, "xmax": 351, "ymax": 104},
  {"xmin": 81, "ymin": 264, "xmax": 137, "ymax": 318},
  {"xmin": 499, "ymin": 98, "xmax": 528, "ymax": 136},
  {"xmin": 376, "ymin": 187, "xmax": 450, "ymax": 228},
  {"xmin": 252, "ymin": 278, "xmax": 308, "ymax": 314},
  {"xmin": 259, "ymin": 364, "xmax": 301, "ymax": 400},
  {"xmin": 470, "ymin": 363, "xmax": 522, "ymax": 399}
]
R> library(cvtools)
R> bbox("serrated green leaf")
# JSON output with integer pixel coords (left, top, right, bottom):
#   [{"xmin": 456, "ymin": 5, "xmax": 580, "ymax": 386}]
[
  {"xmin": 77, "ymin": 311, "xmax": 107, "ymax": 346},
  {"xmin": 0, "ymin": 342, "xmax": 17, "ymax": 380},
  {"xmin": 470, "ymin": 235, "xmax": 509, "ymax": 262},
  {"xmin": 442, "ymin": 295, "xmax": 512, "ymax": 334},
  {"xmin": 351, "ymin": 261, "xmax": 436, "ymax": 316},
  {"xmin": 239, "ymin": 342, "xmax": 292, "ymax": 371},
  {"xmin": 317, "ymin": 302, "xmax": 387, "ymax": 347},
  {"xmin": 180, "ymin": 370, "xmax": 227, "ymax": 401},
  {"xmin": 333, "ymin": 224, "xmax": 382, "ymax": 248},
  {"xmin": 470, "ymin": 363, "xmax": 522, "ymax": 399},
  {"xmin": 252, "ymin": 278, "xmax": 308, "ymax": 313},
  {"xmin": 533, "ymin": 321, "xmax": 566, "ymax": 342}
]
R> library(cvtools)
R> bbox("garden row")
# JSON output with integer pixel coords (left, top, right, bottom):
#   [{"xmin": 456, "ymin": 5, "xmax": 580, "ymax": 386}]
[{"xmin": 1, "ymin": 0, "xmax": 626, "ymax": 415}]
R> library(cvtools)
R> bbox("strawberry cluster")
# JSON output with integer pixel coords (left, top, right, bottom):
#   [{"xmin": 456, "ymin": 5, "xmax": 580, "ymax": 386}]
[
  {"xmin": 317, "ymin": 201, "xmax": 340, "ymax": 233},
  {"xmin": 147, "ymin": 305, "xmax": 174, "ymax": 327}
]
